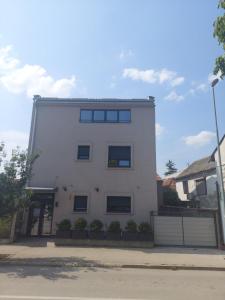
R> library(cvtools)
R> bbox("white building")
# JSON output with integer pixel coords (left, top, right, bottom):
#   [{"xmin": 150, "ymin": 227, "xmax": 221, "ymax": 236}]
[
  {"xmin": 176, "ymin": 156, "xmax": 217, "ymax": 208},
  {"xmin": 25, "ymin": 96, "xmax": 158, "ymax": 236},
  {"xmin": 211, "ymin": 134, "xmax": 225, "ymax": 190}
]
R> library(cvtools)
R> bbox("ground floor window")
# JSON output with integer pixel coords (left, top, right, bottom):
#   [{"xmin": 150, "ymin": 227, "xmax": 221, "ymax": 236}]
[
  {"xmin": 106, "ymin": 196, "xmax": 131, "ymax": 213},
  {"xmin": 73, "ymin": 195, "xmax": 88, "ymax": 212}
]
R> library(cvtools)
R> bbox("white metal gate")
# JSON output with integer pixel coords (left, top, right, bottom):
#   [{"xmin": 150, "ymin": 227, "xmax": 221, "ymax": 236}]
[{"xmin": 153, "ymin": 215, "xmax": 217, "ymax": 247}]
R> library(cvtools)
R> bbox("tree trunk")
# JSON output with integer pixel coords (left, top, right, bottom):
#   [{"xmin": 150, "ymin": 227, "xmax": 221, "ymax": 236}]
[{"xmin": 9, "ymin": 212, "xmax": 17, "ymax": 243}]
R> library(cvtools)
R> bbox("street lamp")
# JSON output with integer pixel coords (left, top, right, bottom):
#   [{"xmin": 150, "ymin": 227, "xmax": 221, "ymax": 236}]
[{"xmin": 211, "ymin": 78, "xmax": 225, "ymax": 245}]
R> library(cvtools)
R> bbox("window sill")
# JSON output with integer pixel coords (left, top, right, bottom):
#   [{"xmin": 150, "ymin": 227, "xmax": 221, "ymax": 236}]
[
  {"xmin": 105, "ymin": 212, "xmax": 133, "ymax": 215},
  {"xmin": 72, "ymin": 211, "xmax": 88, "ymax": 214},
  {"xmin": 75, "ymin": 159, "xmax": 92, "ymax": 163},
  {"xmin": 107, "ymin": 167, "xmax": 134, "ymax": 171}
]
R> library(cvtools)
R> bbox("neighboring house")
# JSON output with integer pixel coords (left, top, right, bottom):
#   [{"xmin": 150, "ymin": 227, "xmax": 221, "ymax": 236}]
[
  {"xmin": 211, "ymin": 134, "xmax": 225, "ymax": 190},
  {"xmin": 162, "ymin": 172, "xmax": 181, "ymax": 191},
  {"xmin": 176, "ymin": 156, "xmax": 217, "ymax": 208},
  {"xmin": 25, "ymin": 96, "xmax": 157, "ymax": 236},
  {"xmin": 156, "ymin": 174, "xmax": 163, "ymax": 209}
]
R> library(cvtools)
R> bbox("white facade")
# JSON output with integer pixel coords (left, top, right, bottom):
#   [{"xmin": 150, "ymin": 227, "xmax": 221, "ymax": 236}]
[
  {"xmin": 27, "ymin": 97, "xmax": 158, "ymax": 234},
  {"xmin": 176, "ymin": 174, "xmax": 218, "ymax": 208},
  {"xmin": 213, "ymin": 136, "xmax": 225, "ymax": 189}
]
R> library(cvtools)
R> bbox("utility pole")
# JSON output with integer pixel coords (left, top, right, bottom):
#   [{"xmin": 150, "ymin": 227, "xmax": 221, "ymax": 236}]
[{"xmin": 211, "ymin": 78, "xmax": 225, "ymax": 244}]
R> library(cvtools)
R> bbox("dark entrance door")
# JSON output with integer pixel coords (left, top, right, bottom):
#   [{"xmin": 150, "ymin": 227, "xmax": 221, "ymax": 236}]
[{"xmin": 27, "ymin": 193, "xmax": 54, "ymax": 236}]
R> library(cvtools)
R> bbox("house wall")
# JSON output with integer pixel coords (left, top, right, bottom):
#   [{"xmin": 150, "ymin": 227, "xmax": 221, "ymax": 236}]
[
  {"xmin": 29, "ymin": 100, "xmax": 157, "ymax": 233},
  {"xmin": 176, "ymin": 173, "xmax": 218, "ymax": 208},
  {"xmin": 214, "ymin": 138, "xmax": 225, "ymax": 189}
]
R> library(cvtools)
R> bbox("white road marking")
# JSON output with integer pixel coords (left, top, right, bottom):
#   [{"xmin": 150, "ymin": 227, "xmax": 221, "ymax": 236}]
[{"xmin": 0, "ymin": 296, "xmax": 147, "ymax": 300}]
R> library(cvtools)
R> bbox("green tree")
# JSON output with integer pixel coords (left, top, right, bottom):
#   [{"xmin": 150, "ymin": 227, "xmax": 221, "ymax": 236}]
[
  {"xmin": 0, "ymin": 142, "xmax": 5, "ymax": 166},
  {"xmin": 213, "ymin": 0, "xmax": 225, "ymax": 78},
  {"xmin": 0, "ymin": 146, "xmax": 38, "ymax": 218},
  {"xmin": 164, "ymin": 160, "xmax": 177, "ymax": 176},
  {"xmin": 163, "ymin": 187, "xmax": 180, "ymax": 206}
]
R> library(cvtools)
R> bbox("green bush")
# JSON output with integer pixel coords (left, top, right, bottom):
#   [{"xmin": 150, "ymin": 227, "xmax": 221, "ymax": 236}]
[
  {"xmin": 107, "ymin": 221, "xmax": 121, "ymax": 233},
  {"xmin": 90, "ymin": 220, "xmax": 103, "ymax": 232},
  {"xmin": 0, "ymin": 217, "xmax": 11, "ymax": 238},
  {"xmin": 138, "ymin": 222, "xmax": 151, "ymax": 233},
  {"xmin": 57, "ymin": 219, "xmax": 71, "ymax": 231},
  {"xmin": 125, "ymin": 220, "xmax": 137, "ymax": 232},
  {"xmin": 74, "ymin": 218, "xmax": 87, "ymax": 231}
]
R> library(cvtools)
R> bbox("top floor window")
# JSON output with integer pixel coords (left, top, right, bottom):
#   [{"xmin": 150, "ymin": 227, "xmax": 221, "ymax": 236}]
[
  {"xmin": 80, "ymin": 109, "xmax": 131, "ymax": 123},
  {"xmin": 80, "ymin": 110, "xmax": 92, "ymax": 122}
]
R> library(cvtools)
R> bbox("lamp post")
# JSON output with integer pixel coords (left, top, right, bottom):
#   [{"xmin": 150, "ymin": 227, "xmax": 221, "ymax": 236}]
[{"xmin": 211, "ymin": 78, "xmax": 225, "ymax": 244}]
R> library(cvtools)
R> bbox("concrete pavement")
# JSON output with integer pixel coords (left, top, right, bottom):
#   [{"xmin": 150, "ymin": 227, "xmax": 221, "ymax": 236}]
[
  {"xmin": 0, "ymin": 266, "xmax": 225, "ymax": 299},
  {"xmin": 0, "ymin": 238, "xmax": 225, "ymax": 270}
]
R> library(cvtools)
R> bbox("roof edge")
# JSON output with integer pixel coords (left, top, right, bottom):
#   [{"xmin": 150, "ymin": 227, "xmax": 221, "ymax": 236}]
[
  {"xmin": 210, "ymin": 133, "xmax": 225, "ymax": 161},
  {"xmin": 33, "ymin": 95, "xmax": 155, "ymax": 106}
]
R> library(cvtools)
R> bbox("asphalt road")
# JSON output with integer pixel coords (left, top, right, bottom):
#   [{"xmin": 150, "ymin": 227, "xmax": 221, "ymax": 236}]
[{"xmin": 0, "ymin": 265, "xmax": 225, "ymax": 300}]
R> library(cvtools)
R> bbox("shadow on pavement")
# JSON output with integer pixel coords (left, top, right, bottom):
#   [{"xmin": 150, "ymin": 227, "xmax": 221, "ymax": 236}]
[
  {"xmin": 0, "ymin": 256, "xmax": 105, "ymax": 281},
  {"xmin": 13, "ymin": 237, "xmax": 55, "ymax": 247}
]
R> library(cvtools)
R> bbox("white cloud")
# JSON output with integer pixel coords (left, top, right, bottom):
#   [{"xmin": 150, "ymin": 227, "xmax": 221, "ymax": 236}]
[
  {"xmin": 189, "ymin": 82, "xmax": 208, "ymax": 95},
  {"xmin": 119, "ymin": 49, "xmax": 134, "ymax": 60},
  {"xmin": 196, "ymin": 83, "xmax": 208, "ymax": 92},
  {"xmin": 0, "ymin": 130, "xmax": 29, "ymax": 159},
  {"xmin": 156, "ymin": 123, "xmax": 165, "ymax": 136},
  {"xmin": 123, "ymin": 67, "xmax": 184, "ymax": 87},
  {"xmin": 183, "ymin": 131, "xmax": 216, "ymax": 147},
  {"xmin": 171, "ymin": 76, "xmax": 185, "ymax": 87},
  {"xmin": 0, "ymin": 45, "xmax": 76, "ymax": 98},
  {"xmin": 164, "ymin": 90, "xmax": 184, "ymax": 102},
  {"xmin": 0, "ymin": 45, "xmax": 20, "ymax": 71}
]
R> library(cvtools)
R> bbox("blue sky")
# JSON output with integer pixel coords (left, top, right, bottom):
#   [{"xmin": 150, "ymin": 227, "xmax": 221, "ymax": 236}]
[{"xmin": 0, "ymin": 0, "xmax": 224, "ymax": 175}]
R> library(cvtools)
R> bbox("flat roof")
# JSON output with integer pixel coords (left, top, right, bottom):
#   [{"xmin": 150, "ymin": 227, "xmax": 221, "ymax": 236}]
[{"xmin": 33, "ymin": 95, "xmax": 155, "ymax": 107}]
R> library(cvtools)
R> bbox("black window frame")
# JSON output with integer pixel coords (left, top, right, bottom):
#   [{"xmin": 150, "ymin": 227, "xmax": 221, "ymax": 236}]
[
  {"xmin": 108, "ymin": 145, "xmax": 131, "ymax": 168},
  {"xmin": 118, "ymin": 110, "xmax": 131, "ymax": 123},
  {"xmin": 106, "ymin": 196, "xmax": 131, "ymax": 213},
  {"xmin": 80, "ymin": 110, "xmax": 93, "ymax": 122},
  {"xmin": 106, "ymin": 110, "xmax": 118, "ymax": 122},
  {"xmin": 77, "ymin": 145, "xmax": 90, "ymax": 160},
  {"xmin": 80, "ymin": 109, "xmax": 131, "ymax": 123},
  {"xmin": 73, "ymin": 195, "xmax": 88, "ymax": 212},
  {"xmin": 195, "ymin": 178, "xmax": 207, "ymax": 196},
  {"xmin": 183, "ymin": 180, "xmax": 189, "ymax": 194},
  {"xmin": 93, "ymin": 110, "xmax": 105, "ymax": 122}
]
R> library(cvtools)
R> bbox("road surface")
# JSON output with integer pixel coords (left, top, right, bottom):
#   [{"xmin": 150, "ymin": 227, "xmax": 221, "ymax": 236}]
[{"xmin": 0, "ymin": 265, "xmax": 224, "ymax": 299}]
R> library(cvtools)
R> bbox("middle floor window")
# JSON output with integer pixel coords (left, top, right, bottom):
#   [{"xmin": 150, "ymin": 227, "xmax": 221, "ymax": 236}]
[
  {"xmin": 108, "ymin": 146, "xmax": 131, "ymax": 168},
  {"xmin": 77, "ymin": 145, "xmax": 90, "ymax": 160}
]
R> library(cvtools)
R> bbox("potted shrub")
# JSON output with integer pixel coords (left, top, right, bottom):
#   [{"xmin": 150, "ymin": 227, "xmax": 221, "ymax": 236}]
[
  {"xmin": 123, "ymin": 220, "xmax": 138, "ymax": 241},
  {"xmin": 138, "ymin": 222, "xmax": 153, "ymax": 241},
  {"xmin": 56, "ymin": 219, "xmax": 71, "ymax": 238},
  {"xmin": 106, "ymin": 221, "xmax": 121, "ymax": 240},
  {"xmin": 71, "ymin": 218, "xmax": 88, "ymax": 239},
  {"xmin": 89, "ymin": 220, "xmax": 105, "ymax": 239}
]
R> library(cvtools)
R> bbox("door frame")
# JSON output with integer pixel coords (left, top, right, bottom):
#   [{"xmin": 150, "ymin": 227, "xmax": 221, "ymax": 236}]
[{"xmin": 26, "ymin": 193, "xmax": 55, "ymax": 237}]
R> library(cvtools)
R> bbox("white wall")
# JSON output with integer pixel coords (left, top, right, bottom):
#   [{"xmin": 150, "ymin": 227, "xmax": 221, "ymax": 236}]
[
  {"xmin": 214, "ymin": 138, "xmax": 225, "ymax": 188},
  {"xmin": 176, "ymin": 174, "xmax": 218, "ymax": 208},
  {"xmin": 29, "ymin": 100, "xmax": 157, "ymax": 232}
]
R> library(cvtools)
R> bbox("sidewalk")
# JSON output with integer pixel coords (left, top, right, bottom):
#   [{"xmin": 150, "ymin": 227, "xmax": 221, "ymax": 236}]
[{"xmin": 0, "ymin": 238, "xmax": 225, "ymax": 271}]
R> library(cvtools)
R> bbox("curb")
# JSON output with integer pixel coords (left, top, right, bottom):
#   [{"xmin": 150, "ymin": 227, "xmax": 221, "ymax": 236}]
[{"xmin": 0, "ymin": 260, "xmax": 225, "ymax": 272}]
